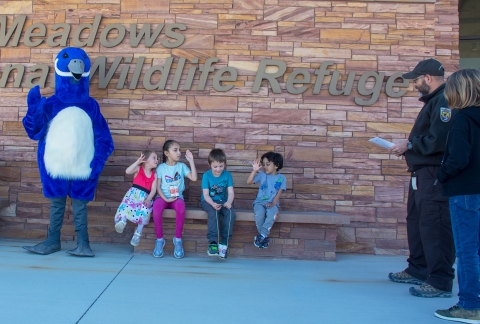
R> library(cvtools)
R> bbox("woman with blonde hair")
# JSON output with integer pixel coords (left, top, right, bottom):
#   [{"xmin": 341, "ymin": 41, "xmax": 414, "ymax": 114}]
[{"xmin": 436, "ymin": 68, "xmax": 480, "ymax": 323}]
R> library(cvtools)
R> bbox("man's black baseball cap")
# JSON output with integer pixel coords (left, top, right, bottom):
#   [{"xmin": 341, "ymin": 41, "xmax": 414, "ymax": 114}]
[{"xmin": 402, "ymin": 58, "xmax": 445, "ymax": 79}]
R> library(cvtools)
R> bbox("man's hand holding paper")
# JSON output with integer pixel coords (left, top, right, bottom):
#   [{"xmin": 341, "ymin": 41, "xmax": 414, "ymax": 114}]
[
  {"xmin": 369, "ymin": 136, "xmax": 409, "ymax": 157},
  {"xmin": 390, "ymin": 139, "xmax": 409, "ymax": 157}
]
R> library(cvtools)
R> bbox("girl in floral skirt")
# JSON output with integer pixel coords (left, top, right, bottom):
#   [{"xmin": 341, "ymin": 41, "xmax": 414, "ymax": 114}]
[{"xmin": 114, "ymin": 150, "xmax": 158, "ymax": 246}]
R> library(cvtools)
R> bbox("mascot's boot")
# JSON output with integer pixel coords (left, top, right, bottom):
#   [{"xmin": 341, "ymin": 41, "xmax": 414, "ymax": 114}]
[
  {"xmin": 65, "ymin": 199, "xmax": 94, "ymax": 257},
  {"xmin": 66, "ymin": 244, "xmax": 95, "ymax": 257},
  {"xmin": 23, "ymin": 198, "xmax": 64, "ymax": 255},
  {"xmin": 22, "ymin": 241, "xmax": 61, "ymax": 255}
]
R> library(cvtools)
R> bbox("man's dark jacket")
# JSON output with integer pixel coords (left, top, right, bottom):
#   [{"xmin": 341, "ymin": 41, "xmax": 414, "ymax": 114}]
[{"xmin": 405, "ymin": 84, "xmax": 456, "ymax": 172}]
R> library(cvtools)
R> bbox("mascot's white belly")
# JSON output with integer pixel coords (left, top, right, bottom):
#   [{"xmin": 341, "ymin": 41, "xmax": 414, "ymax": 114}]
[{"xmin": 44, "ymin": 107, "xmax": 95, "ymax": 179}]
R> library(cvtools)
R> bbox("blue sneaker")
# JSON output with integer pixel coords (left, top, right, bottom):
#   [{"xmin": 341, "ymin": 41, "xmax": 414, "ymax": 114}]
[
  {"xmin": 254, "ymin": 235, "xmax": 269, "ymax": 249},
  {"xmin": 153, "ymin": 238, "xmax": 165, "ymax": 258},
  {"xmin": 173, "ymin": 237, "xmax": 184, "ymax": 259},
  {"xmin": 254, "ymin": 235, "xmax": 264, "ymax": 248},
  {"xmin": 262, "ymin": 236, "xmax": 270, "ymax": 248}
]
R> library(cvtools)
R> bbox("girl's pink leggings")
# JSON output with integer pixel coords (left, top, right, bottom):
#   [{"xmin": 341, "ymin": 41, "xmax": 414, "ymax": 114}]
[{"xmin": 152, "ymin": 198, "xmax": 186, "ymax": 239}]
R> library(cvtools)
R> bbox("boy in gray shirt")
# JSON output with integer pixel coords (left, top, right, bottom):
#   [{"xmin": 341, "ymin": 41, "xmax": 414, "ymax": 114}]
[{"xmin": 247, "ymin": 152, "xmax": 286, "ymax": 248}]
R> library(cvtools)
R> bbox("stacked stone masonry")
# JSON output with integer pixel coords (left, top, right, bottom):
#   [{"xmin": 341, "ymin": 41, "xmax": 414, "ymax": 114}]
[{"xmin": 0, "ymin": 0, "xmax": 459, "ymax": 256}]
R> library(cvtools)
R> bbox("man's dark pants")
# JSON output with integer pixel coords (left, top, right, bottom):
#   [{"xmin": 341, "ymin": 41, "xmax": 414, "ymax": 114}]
[{"xmin": 405, "ymin": 166, "xmax": 455, "ymax": 292}]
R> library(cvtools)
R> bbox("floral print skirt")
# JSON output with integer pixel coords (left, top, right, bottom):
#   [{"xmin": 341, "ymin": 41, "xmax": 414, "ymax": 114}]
[{"xmin": 114, "ymin": 187, "xmax": 152, "ymax": 225}]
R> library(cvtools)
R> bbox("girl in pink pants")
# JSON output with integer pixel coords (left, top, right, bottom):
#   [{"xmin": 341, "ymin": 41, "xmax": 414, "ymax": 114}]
[{"xmin": 152, "ymin": 140, "xmax": 197, "ymax": 259}]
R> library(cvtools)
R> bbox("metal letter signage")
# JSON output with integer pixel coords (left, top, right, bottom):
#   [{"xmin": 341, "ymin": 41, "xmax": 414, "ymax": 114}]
[{"xmin": 0, "ymin": 15, "xmax": 409, "ymax": 106}]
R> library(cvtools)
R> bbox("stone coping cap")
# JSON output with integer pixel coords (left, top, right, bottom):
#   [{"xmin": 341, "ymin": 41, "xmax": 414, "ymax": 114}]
[{"xmin": 160, "ymin": 208, "xmax": 350, "ymax": 225}]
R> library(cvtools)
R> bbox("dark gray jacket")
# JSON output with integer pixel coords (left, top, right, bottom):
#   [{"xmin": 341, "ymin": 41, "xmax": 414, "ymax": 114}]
[{"xmin": 405, "ymin": 84, "xmax": 456, "ymax": 172}]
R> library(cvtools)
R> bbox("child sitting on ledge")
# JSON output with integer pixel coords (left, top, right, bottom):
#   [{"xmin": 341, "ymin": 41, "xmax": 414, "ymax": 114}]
[{"xmin": 247, "ymin": 152, "xmax": 286, "ymax": 249}]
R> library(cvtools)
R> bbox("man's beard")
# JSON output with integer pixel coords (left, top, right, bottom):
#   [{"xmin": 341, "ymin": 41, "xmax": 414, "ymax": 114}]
[{"xmin": 415, "ymin": 79, "xmax": 430, "ymax": 96}]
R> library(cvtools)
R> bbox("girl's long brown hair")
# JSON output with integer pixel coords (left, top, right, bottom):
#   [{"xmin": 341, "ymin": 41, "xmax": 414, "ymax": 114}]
[{"xmin": 444, "ymin": 69, "xmax": 480, "ymax": 109}]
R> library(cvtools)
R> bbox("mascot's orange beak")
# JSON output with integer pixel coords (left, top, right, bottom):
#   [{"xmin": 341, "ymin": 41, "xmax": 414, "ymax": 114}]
[{"xmin": 68, "ymin": 59, "xmax": 85, "ymax": 81}]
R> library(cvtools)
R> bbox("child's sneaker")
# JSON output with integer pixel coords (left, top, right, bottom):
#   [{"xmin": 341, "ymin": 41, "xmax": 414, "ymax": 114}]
[
  {"xmin": 218, "ymin": 243, "xmax": 228, "ymax": 259},
  {"xmin": 115, "ymin": 220, "xmax": 126, "ymax": 233},
  {"xmin": 130, "ymin": 231, "xmax": 141, "ymax": 246},
  {"xmin": 254, "ymin": 235, "xmax": 267, "ymax": 249},
  {"xmin": 261, "ymin": 237, "xmax": 270, "ymax": 248},
  {"xmin": 207, "ymin": 241, "xmax": 219, "ymax": 256},
  {"xmin": 173, "ymin": 237, "xmax": 184, "ymax": 259},
  {"xmin": 153, "ymin": 238, "xmax": 165, "ymax": 258}
]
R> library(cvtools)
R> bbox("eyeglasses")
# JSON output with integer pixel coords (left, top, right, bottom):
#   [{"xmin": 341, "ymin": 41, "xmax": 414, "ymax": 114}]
[{"xmin": 413, "ymin": 75, "xmax": 424, "ymax": 82}]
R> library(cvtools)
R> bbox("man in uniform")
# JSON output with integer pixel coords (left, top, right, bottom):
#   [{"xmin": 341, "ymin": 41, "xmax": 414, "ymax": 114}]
[{"xmin": 389, "ymin": 59, "xmax": 456, "ymax": 298}]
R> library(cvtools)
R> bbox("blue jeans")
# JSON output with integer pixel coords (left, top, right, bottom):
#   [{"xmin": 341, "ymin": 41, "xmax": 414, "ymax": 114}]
[
  {"xmin": 201, "ymin": 200, "xmax": 236, "ymax": 245},
  {"xmin": 254, "ymin": 203, "xmax": 278, "ymax": 237},
  {"xmin": 450, "ymin": 194, "xmax": 480, "ymax": 310}
]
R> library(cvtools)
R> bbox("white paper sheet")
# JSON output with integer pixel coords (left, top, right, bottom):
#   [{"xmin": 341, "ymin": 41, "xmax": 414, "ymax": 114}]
[{"xmin": 369, "ymin": 136, "xmax": 394, "ymax": 149}]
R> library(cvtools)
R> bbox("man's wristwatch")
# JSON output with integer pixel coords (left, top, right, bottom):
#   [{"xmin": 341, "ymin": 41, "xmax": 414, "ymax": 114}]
[{"xmin": 407, "ymin": 142, "xmax": 413, "ymax": 150}]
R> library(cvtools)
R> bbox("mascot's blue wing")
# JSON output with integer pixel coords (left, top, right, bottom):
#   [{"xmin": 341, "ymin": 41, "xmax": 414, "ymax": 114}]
[{"xmin": 23, "ymin": 85, "xmax": 54, "ymax": 140}]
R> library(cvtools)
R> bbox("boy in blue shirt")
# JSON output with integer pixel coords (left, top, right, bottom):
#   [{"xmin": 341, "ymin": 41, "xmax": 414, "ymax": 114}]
[
  {"xmin": 201, "ymin": 149, "xmax": 236, "ymax": 259},
  {"xmin": 247, "ymin": 152, "xmax": 286, "ymax": 249}
]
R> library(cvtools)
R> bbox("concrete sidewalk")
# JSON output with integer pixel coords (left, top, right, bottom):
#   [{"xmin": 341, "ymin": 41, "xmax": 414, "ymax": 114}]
[{"xmin": 0, "ymin": 239, "xmax": 456, "ymax": 324}]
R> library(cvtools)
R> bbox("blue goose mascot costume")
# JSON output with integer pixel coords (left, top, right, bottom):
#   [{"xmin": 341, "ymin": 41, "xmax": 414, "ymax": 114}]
[{"xmin": 22, "ymin": 47, "xmax": 114, "ymax": 257}]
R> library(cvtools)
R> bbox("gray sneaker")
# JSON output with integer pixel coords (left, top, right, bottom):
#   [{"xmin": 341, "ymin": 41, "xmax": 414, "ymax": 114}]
[
  {"xmin": 153, "ymin": 238, "xmax": 165, "ymax": 258},
  {"xmin": 388, "ymin": 270, "xmax": 424, "ymax": 285},
  {"xmin": 130, "ymin": 231, "xmax": 141, "ymax": 247},
  {"xmin": 435, "ymin": 305, "xmax": 480, "ymax": 323},
  {"xmin": 409, "ymin": 283, "xmax": 452, "ymax": 298},
  {"xmin": 173, "ymin": 237, "xmax": 184, "ymax": 259}
]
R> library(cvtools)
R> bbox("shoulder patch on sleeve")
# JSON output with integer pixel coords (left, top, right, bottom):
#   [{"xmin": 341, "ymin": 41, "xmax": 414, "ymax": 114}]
[{"xmin": 440, "ymin": 107, "xmax": 452, "ymax": 122}]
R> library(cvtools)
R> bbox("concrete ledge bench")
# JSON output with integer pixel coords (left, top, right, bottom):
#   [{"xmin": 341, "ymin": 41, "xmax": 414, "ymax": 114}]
[{"xmin": 134, "ymin": 209, "xmax": 350, "ymax": 261}]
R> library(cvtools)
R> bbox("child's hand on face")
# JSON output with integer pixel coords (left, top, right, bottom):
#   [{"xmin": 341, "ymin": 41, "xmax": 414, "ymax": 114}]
[
  {"xmin": 252, "ymin": 159, "xmax": 262, "ymax": 171},
  {"xmin": 185, "ymin": 150, "xmax": 194, "ymax": 162},
  {"xmin": 137, "ymin": 153, "xmax": 146, "ymax": 165}
]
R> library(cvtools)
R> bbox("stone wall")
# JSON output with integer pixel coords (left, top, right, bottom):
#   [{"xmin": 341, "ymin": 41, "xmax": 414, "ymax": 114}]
[{"xmin": 0, "ymin": 0, "xmax": 459, "ymax": 255}]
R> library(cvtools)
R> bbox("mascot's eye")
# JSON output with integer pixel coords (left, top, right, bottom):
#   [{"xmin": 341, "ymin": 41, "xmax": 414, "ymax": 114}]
[{"xmin": 63, "ymin": 53, "xmax": 69, "ymax": 58}]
